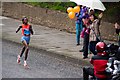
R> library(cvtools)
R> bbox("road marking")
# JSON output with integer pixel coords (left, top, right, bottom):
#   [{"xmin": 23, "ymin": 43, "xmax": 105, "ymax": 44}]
[
  {"xmin": 0, "ymin": 16, "xmax": 8, "ymax": 26},
  {"xmin": 0, "ymin": 23, "xmax": 4, "ymax": 26},
  {"xmin": 0, "ymin": 16, "xmax": 9, "ymax": 19}
]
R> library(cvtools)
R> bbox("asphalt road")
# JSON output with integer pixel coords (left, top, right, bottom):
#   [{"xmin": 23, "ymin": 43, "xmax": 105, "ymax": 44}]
[{"xmin": 2, "ymin": 39, "xmax": 86, "ymax": 78}]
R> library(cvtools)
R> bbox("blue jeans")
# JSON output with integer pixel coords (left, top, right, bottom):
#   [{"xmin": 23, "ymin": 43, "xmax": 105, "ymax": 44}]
[{"xmin": 76, "ymin": 22, "xmax": 83, "ymax": 44}]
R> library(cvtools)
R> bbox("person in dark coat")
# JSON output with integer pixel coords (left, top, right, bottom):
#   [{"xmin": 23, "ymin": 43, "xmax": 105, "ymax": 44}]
[{"xmin": 114, "ymin": 22, "xmax": 120, "ymax": 46}]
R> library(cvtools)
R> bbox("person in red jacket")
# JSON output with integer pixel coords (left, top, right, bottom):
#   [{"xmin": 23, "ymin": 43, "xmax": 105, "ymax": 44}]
[
  {"xmin": 83, "ymin": 42, "xmax": 109, "ymax": 80},
  {"xmin": 16, "ymin": 17, "xmax": 34, "ymax": 68}
]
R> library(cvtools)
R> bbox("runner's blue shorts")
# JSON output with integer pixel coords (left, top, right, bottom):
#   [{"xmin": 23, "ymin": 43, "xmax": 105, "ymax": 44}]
[{"xmin": 21, "ymin": 36, "xmax": 30, "ymax": 44}]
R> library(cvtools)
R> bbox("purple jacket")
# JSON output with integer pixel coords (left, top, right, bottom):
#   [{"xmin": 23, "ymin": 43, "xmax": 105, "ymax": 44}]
[{"xmin": 75, "ymin": 7, "xmax": 87, "ymax": 24}]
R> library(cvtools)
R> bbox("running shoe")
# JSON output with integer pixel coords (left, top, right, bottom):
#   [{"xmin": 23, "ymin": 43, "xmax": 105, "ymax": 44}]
[
  {"xmin": 17, "ymin": 55, "xmax": 21, "ymax": 64},
  {"xmin": 24, "ymin": 61, "xmax": 29, "ymax": 69}
]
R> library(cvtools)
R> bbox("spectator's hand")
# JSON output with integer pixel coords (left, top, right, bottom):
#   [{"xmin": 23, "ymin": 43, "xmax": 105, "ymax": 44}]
[
  {"xmin": 98, "ymin": 13, "xmax": 103, "ymax": 19},
  {"xmin": 115, "ymin": 23, "xmax": 119, "ymax": 29}
]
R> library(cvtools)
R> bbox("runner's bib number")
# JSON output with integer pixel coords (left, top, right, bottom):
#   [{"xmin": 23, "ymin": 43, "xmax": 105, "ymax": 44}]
[{"xmin": 24, "ymin": 29, "xmax": 30, "ymax": 35}]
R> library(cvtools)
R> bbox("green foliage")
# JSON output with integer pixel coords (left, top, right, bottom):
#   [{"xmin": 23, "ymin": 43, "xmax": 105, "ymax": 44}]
[
  {"xmin": 26, "ymin": 2, "xmax": 76, "ymax": 12},
  {"xmin": 103, "ymin": 2, "xmax": 120, "ymax": 23},
  {"xmin": 26, "ymin": 2, "xmax": 120, "ymax": 23}
]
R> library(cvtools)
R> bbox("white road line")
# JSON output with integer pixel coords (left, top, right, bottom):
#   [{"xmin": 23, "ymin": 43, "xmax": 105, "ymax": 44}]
[
  {"xmin": 0, "ymin": 23, "xmax": 4, "ymax": 26},
  {"xmin": 0, "ymin": 16, "xmax": 8, "ymax": 26},
  {"xmin": 0, "ymin": 16, "xmax": 9, "ymax": 19}
]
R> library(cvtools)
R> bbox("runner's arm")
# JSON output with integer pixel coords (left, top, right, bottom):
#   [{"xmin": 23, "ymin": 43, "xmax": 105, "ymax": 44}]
[
  {"xmin": 29, "ymin": 25, "xmax": 34, "ymax": 35},
  {"xmin": 16, "ymin": 26, "xmax": 22, "ymax": 33}
]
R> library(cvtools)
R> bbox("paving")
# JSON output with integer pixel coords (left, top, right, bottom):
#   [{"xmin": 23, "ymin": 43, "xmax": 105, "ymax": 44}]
[{"xmin": 2, "ymin": 40, "xmax": 84, "ymax": 78}]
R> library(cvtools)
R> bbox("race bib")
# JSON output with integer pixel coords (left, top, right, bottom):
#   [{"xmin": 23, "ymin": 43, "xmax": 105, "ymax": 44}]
[{"xmin": 24, "ymin": 29, "xmax": 30, "ymax": 35}]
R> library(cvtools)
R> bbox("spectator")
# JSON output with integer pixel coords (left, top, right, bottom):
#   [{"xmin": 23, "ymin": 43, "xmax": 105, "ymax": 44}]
[
  {"xmin": 114, "ymin": 22, "xmax": 120, "ymax": 46},
  {"xmin": 90, "ymin": 11, "xmax": 103, "ymax": 41},
  {"xmin": 82, "ymin": 10, "xmax": 91, "ymax": 59},
  {"xmin": 89, "ymin": 12, "xmax": 103, "ymax": 55},
  {"xmin": 79, "ymin": 7, "xmax": 89, "ymax": 52},
  {"xmin": 75, "ymin": 6, "xmax": 86, "ymax": 46}
]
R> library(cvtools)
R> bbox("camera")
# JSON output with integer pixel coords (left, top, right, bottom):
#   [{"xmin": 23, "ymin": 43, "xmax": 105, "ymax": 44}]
[{"xmin": 105, "ymin": 43, "xmax": 119, "ymax": 57}]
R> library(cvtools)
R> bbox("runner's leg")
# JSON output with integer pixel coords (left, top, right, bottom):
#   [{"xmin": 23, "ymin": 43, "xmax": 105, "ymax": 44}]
[
  {"xmin": 22, "ymin": 40, "xmax": 30, "ymax": 68},
  {"xmin": 20, "ymin": 46, "xmax": 26, "ymax": 57},
  {"xmin": 22, "ymin": 40, "xmax": 29, "ymax": 61},
  {"xmin": 17, "ymin": 44, "xmax": 25, "ymax": 64},
  {"xmin": 25, "ymin": 45, "xmax": 29, "ymax": 61}
]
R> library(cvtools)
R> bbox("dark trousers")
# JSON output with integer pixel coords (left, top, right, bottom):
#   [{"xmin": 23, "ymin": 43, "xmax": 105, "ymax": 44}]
[
  {"xmin": 96, "ymin": 78, "xmax": 110, "ymax": 80},
  {"xmin": 118, "ymin": 39, "xmax": 120, "ymax": 47},
  {"xmin": 83, "ymin": 67, "xmax": 110, "ymax": 80},
  {"xmin": 89, "ymin": 41, "xmax": 98, "ymax": 55},
  {"xmin": 83, "ymin": 66, "xmax": 95, "ymax": 80},
  {"xmin": 83, "ymin": 32, "xmax": 89, "ymax": 57}
]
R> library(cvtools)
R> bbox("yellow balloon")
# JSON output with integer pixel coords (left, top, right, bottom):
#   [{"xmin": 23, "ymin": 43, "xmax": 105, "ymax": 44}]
[
  {"xmin": 68, "ymin": 11, "xmax": 75, "ymax": 19},
  {"xmin": 67, "ymin": 7, "xmax": 74, "ymax": 13},
  {"xmin": 73, "ymin": 6, "xmax": 80, "ymax": 13}
]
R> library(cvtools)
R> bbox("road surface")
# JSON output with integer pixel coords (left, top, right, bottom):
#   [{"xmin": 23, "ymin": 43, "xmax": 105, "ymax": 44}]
[{"xmin": 2, "ymin": 40, "xmax": 86, "ymax": 78}]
